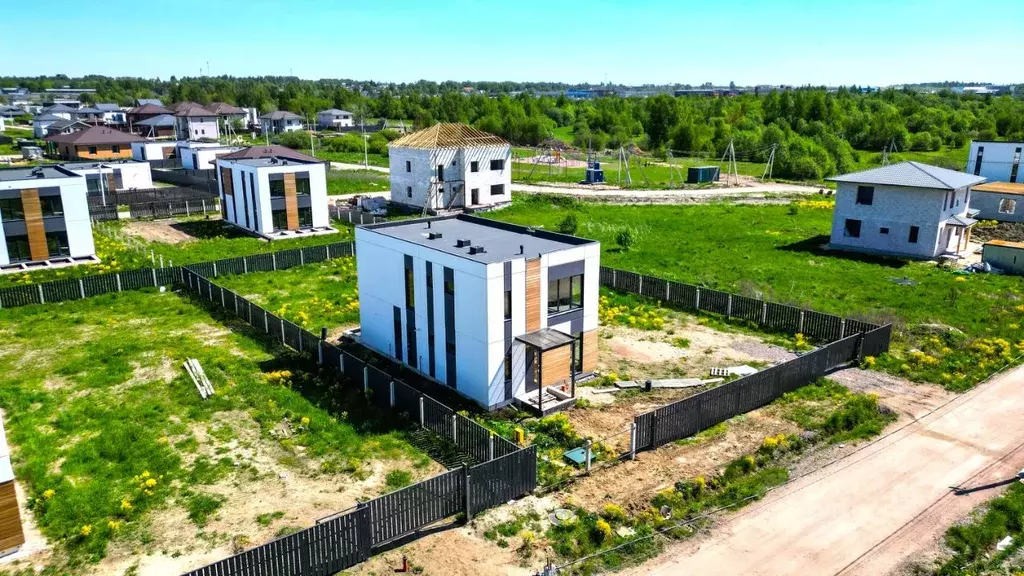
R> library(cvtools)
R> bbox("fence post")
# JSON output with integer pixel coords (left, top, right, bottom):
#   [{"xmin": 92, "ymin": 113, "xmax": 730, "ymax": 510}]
[
  {"xmin": 300, "ymin": 249, "xmax": 305, "ymax": 266},
  {"xmin": 463, "ymin": 463, "xmax": 472, "ymax": 521},
  {"xmin": 202, "ymin": 199, "xmax": 206, "ymax": 213},
  {"xmin": 280, "ymin": 318, "xmax": 286, "ymax": 343},
  {"xmin": 234, "ymin": 293, "xmax": 239, "ymax": 314},
  {"xmin": 629, "ymin": 422, "xmax": 637, "ymax": 460},
  {"xmin": 419, "ymin": 396, "xmax": 424, "ymax": 427},
  {"xmin": 185, "ymin": 199, "xmax": 191, "ymax": 216},
  {"xmin": 799, "ymin": 310, "xmax": 805, "ymax": 334},
  {"xmin": 160, "ymin": 255, "xmax": 164, "ymax": 268},
  {"xmin": 665, "ymin": 281, "xmax": 670, "ymax": 301},
  {"xmin": 389, "ymin": 381, "xmax": 395, "ymax": 407},
  {"xmin": 761, "ymin": 301, "xmax": 768, "ymax": 325},
  {"xmin": 452, "ymin": 414, "xmax": 458, "ymax": 443},
  {"xmin": 650, "ymin": 412, "xmax": 658, "ymax": 449},
  {"xmin": 38, "ymin": 285, "xmax": 44, "ymax": 304},
  {"xmin": 488, "ymin": 434, "xmax": 495, "ymax": 461},
  {"xmin": 264, "ymin": 309, "xmax": 269, "ymax": 333},
  {"xmin": 273, "ymin": 252, "xmax": 277, "ymax": 270},
  {"xmin": 212, "ymin": 262, "xmax": 218, "ymax": 278},
  {"xmin": 612, "ymin": 270, "xmax": 617, "ymax": 288},
  {"xmin": 363, "ymin": 366, "xmax": 369, "ymax": 395},
  {"xmin": 115, "ymin": 273, "xmax": 122, "ymax": 292},
  {"xmin": 726, "ymin": 294, "xmax": 733, "ymax": 318},
  {"xmin": 319, "ymin": 327, "xmax": 327, "ymax": 365},
  {"xmin": 220, "ymin": 288, "xmax": 225, "ymax": 308},
  {"xmin": 585, "ymin": 440, "xmax": 592, "ymax": 475},
  {"xmin": 151, "ymin": 268, "xmax": 158, "ymax": 287},
  {"xmin": 694, "ymin": 287, "xmax": 701, "ymax": 310},
  {"xmin": 340, "ymin": 351, "xmax": 345, "ymax": 373},
  {"xmin": 79, "ymin": 279, "xmax": 85, "ymax": 299},
  {"xmin": 326, "ymin": 244, "xmax": 330, "ymax": 260},
  {"xmin": 840, "ymin": 319, "xmax": 846, "ymax": 339},
  {"xmin": 637, "ymin": 275, "xmax": 643, "ymax": 295}
]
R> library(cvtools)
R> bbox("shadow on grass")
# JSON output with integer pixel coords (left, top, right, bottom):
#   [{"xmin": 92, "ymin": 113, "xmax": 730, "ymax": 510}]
[
  {"xmin": 172, "ymin": 219, "xmax": 257, "ymax": 241},
  {"xmin": 778, "ymin": 234, "xmax": 909, "ymax": 269}
]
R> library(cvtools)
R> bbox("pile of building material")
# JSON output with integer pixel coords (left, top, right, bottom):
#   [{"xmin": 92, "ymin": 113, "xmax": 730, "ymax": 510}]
[
  {"xmin": 709, "ymin": 364, "xmax": 759, "ymax": 378},
  {"xmin": 184, "ymin": 358, "xmax": 214, "ymax": 399},
  {"xmin": 614, "ymin": 377, "xmax": 724, "ymax": 390}
]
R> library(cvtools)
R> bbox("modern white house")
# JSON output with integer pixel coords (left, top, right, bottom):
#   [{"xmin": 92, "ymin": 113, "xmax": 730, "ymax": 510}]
[
  {"xmin": 95, "ymin": 103, "xmax": 126, "ymax": 126},
  {"xmin": 0, "ymin": 165, "xmax": 97, "ymax": 271},
  {"xmin": 177, "ymin": 142, "xmax": 243, "ymax": 170},
  {"xmin": 260, "ymin": 111, "xmax": 304, "ymax": 134},
  {"xmin": 388, "ymin": 123, "xmax": 512, "ymax": 212},
  {"xmin": 969, "ymin": 182, "xmax": 1024, "ymax": 222},
  {"xmin": 317, "ymin": 109, "xmax": 354, "ymax": 130},
  {"xmin": 356, "ymin": 215, "xmax": 600, "ymax": 413},
  {"xmin": 0, "ymin": 413, "xmax": 25, "ymax": 558},
  {"xmin": 966, "ymin": 140, "xmax": 1023, "ymax": 183},
  {"xmin": 982, "ymin": 240, "xmax": 1024, "ymax": 275},
  {"xmin": 828, "ymin": 161, "xmax": 987, "ymax": 259},
  {"xmin": 171, "ymin": 102, "xmax": 220, "ymax": 141},
  {"xmin": 60, "ymin": 160, "xmax": 154, "ymax": 197},
  {"xmin": 214, "ymin": 145, "xmax": 335, "ymax": 240},
  {"xmin": 32, "ymin": 114, "xmax": 65, "ymax": 138},
  {"xmin": 131, "ymin": 140, "xmax": 179, "ymax": 162}
]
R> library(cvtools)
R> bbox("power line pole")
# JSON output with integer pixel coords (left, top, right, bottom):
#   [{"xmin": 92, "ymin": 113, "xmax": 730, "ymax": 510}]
[
  {"xmin": 761, "ymin": 144, "xmax": 777, "ymax": 182},
  {"xmin": 719, "ymin": 139, "xmax": 739, "ymax": 186}
]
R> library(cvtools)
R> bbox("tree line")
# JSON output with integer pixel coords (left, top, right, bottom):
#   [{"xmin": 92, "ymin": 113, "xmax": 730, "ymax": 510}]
[{"xmin": 3, "ymin": 76, "xmax": 1022, "ymax": 180}]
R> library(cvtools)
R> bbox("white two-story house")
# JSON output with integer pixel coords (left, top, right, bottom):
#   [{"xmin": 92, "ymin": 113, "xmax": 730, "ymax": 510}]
[
  {"xmin": 966, "ymin": 140, "xmax": 1023, "ymax": 184},
  {"xmin": 828, "ymin": 161, "xmax": 987, "ymax": 259},
  {"xmin": 260, "ymin": 111, "xmax": 304, "ymax": 134},
  {"xmin": 356, "ymin": 215, "xmax": 600, "ymax": 413},
  {"xmin": 171, "ymin": 102, "xmax": 220, "ymax": 141},
  {"xmin": 388, "ymin": 123, "xmax": 511, "ymax": 212},
  {"xmin": 317, "ymin": 109, "xmax": 354, "ymax": 130}
]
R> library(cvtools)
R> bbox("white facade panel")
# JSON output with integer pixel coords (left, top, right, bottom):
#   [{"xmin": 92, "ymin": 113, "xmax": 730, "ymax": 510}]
[
  {"xmin": 966, "ymin": 141, "xmax": 1024, "ymax": 183},
  {"xmin": 388, "ymin": 145, "xmax": 511, "ymax": 210},
  {"xmin": 0, "ymin": 175, "xmax": 94, "ymax": 266}
]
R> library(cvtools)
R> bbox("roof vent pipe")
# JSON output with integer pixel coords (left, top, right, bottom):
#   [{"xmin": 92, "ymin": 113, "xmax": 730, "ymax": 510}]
[
  {"xmin": 427, "ymin": 221, "xmax": 431, "ymax": 229},
  {"xmin": 519, "ymin": 245, "xmax": 524, "ymax": 255}
]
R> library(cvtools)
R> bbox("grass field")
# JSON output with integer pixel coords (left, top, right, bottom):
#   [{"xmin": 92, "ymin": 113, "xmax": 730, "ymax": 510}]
[
  {"xmin": 486, "ymin": 195, "xmax": 1023, "ymax": 390},
  {"xmin": 0, "ymin": 290, "xmax": 431, "ymax": 570},
  {"xmin": 303, "ymin": 150, "xmax": 390, "ymax": 168},
  {"xmin": 326, "ymin": 169, "xmax": 390, "ymax": 196},
  {"xmin": 511, "ymin": 152, "xmax": 767, "ymax": 187},
  {"xmin": 215, "ymin": 257, "xmax": 359, "ymax": 332},
  {"xmin": 0, "ymin": 218, "xmax": 354, "ymax": 289}
]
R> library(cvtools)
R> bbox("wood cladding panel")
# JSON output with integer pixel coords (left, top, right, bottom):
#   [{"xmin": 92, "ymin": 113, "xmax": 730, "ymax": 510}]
[
  {"xmin": 20, "ymin": 189, "xmax": 48, "ymax": 262},
  {"xmin": 0, "ymin": 481, "xmax": 25, "ymax": 551},
  {"xmin": 525, "ymin": 258, "xmax": 541, "ymax": 332},
  {"xmin": 220, "ymin": 167, "xmax": 233, "ymax": 196},
  {"xmin": 73, "ymin": 145, "xmax": 132, "ymax": 160},
  {"xmin": 582, "ymin": 329, "xmax": 598, "ymax": 373},
  {"xmin": 284, "ymin": 173, "xmax": 299, "ymax": 230},
  {"xmin": 541, "ymin": 345, "xmax": 571, "ymax": 387},
  {"xmin": 105, "ymin": 172, "xmax": 116, "ymax": 193}
]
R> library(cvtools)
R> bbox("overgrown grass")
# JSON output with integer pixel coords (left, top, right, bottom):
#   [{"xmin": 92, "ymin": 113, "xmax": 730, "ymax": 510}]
[
  {"xmin": 510, "ymin": 154, "xmax": 766, "ymax": 188},
  {"xmin": 303, "ymin": 150, "xmax": 389, "ymax": 167},
  {"xmin": 215, "ymin": 257, "xmax": 359, "ymax": 331},
  {"xmin": 486, "ymin": 195, "xmax": 1024, "ymax": 389},
  {"xmin": 0, "ymin": 289, "xmax": 429, "ymax": 568},
  {"xmin": 325, "ymin": 169, "xmax": 389, "ymax": 196},
  {"xmin": 929, "ymin": 482, "xmax": 1024, "ymax": 575}
]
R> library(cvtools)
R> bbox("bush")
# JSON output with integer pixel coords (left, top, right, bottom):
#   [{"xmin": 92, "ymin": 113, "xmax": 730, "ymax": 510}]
[
  {"xmin": 384, "ymin": 469, "xmax": 412, "ymax": 491},
  {"xmin": 616, "ymin": 229, "xmax": 635, "ymax": 251},
  {"xmin": 275, "ymin": 130, "xmax": 311, "ymax": 150},
  {"xmin": 601, "ymin": 503, "xmax": 627, "ymax": 523},
  {"xmin": 557, "ymin": 214, "xmax": 579, "ymax": 235}
]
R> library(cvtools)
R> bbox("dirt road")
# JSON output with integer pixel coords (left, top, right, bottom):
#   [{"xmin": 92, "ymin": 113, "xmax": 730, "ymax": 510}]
[{"xmin": 621, "ymin": 364, "xmax": 1024, "ymax": 576}]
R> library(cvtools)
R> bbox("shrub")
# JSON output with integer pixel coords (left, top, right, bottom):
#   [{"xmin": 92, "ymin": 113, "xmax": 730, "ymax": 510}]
[
  {"xmin": 384, "ymin": 469, "xmax": 412, "ymax": 491},
  {"xmin": 601, "ymin": 503, "xmax": 627, "ymax": 523},
  {"xmin": 594, "ymin": 518, "xmax": 613, "ymax": 542},
  {"xmin": 615, "ymin": 229, "xmax": 635, "ymax": 251},
  {"xmin": 557, "ymin": 214, "xmax": 579, "ymax": 235}
]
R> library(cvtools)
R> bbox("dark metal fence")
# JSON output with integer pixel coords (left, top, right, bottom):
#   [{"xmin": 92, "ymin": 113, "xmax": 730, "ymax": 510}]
[
  {"xmin": 601, "ymin": 266, "xmax": 881, "ymax": 343},
  {"xmin": 88, "ymin": 186, "xmax": 217, "ymax": 207},
  {"xmin": 331, "ymin": 206, "xmax": 387, "ymax": 226},
  {"xmin": 176, "ymin": 267, "xmax": 536, "ymax": 576},
  {"xmin": 0, "ymin": 241, "xmax": 355, "ymax": 309}
]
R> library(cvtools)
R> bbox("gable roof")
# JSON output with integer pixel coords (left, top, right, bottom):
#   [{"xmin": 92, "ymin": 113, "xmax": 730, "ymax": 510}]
[
  {"xmin": 136, "ymin": 98, "xmax": 163, "ymax": 107},
  {"xmin": 95, "ymin": 103, "xmax": 121, "ymax": 112},
  {"xmin": 47, "ymin": 119, "xmax": 90, "ymax": 131},
  {"xmin": 318, "ymin": 108, "xmax": 352, "ymax": 115},
  {"xmin": 44, "ymin": 125, "xmax": 146, "ymax": 145},
  {"xmin": 129, "ymin": 103, "xmax": 173, "ymax": 115},
  {"xmin": 260, "ymin": 110, "xmax": 303, "ymax": 120},
  {"xmin": 217, "ymin": 145, "xmax": 318, "ymax": 163},
  {"xmin": 173, "ymin": 102, "xmax": 217, "ymax": 117},
  {"xmin": 389, "ymin": 123, "xmax": 508, "ymax": 149},
  {"xmin": 136, "ymin": 114, "xmax": 176, "ymax": 127},
  {"xmin": 207, "ymin": 102, "xmax": 245, "ymax": 115},
  {"xmin": 827, "ymin": 161, "xmax": 987, "ymax": 190},
  {"xmin": 44, "ymin": 103, "xmax": 77, "ymax": 113},
  {"xmin": 33, "ymin": 114, "xmax": 65, "ymax": 122}
]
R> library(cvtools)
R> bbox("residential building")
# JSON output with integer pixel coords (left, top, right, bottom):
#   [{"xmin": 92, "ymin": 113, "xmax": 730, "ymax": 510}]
[
  {"xmin": 0, "ymin": 413, "xmax": 25, "ymax": 558},
  {"xmin": 135, "ymin": 114, "xmax": 176, "ymax": 138},
  {"xmin": 178, "ymin": 142, "xmax": 243, "ymax": 170},
  {"xmin": 214, "ymin": 146, "xmax": 334, "ymax": 240},
  {"xmin": 127, "ymin": 103, "xmax": 174, "ymax": 131},
  {"xmin": 317, "ymin": 109, "xmax": 354, "ymax": 130},
  {"xmin": 966, "ymin": 141, "xmax": 1023, "ymax": 184},
  {"xmin": 207, "ymin": 102, "xmax": 248, "ymax": 131},
  {"xmin": 0, "ymin": 106, "xmax": 21, "ymax": 119},
  {"xmin": 172, "ymin": 102, "xmax": 220, "ymax": 140},
  {"xmin": 131, "ymin": 140, "xmax": 179, "ymax": 161},
  {"xmin": 69, "ymin": 106, "xmax": 104, "ymax": 124},
  {"xmin": 388, "ymin": 123, "xmax": 511, "ymax": 211},
  {"xmin": 60, "ymin": 160, "xmax": 154, "ymax": 197},
  {"xmin": 969, "ymin": 182, "xmax": 1024, "ymax": 222},
  {"xmin": 982, "ymin": 240, "xmax": 1024, "ymax": 275},
  {"xmin": 355, "ymin": 215, "xmax": 600, "ymax": 413},
  {"xmin": 41, "ymin": 103, "xmax": 76, "ymax": 120},
  {"xmin": 95, "ymin": 103, "xmax": 126, "ymax": 126},
  {"xmin": 32, "ymin": 114, "xmax": 65, "ymax": 138},
  {"xmin": 260, "ymin": 111, "xmax": 304, "ymax": 134},
  {"xmin": 43, "ymin": 87, "xmax": 95, "ymax": 99},
  {"xmin": 827, "ymin": 161, "xmax": 987, "ymax": 259},
  {"xmin": 135, "ymin": 98, "xmax": 164, "ymax": 107},
  {"xmin": 0, "ymin": 165, "xmax": 97, "ymax": 270},
  {"xmin": 44, "ymin": 119, "xmax": 91, "ymax": 138},
  {"xmin": 45, "ymin": 125, "xmax": 145, "ymax": 161}
]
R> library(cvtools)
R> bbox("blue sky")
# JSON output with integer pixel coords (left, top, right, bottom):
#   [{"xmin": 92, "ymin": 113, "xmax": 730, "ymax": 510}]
[{"xmin": 2, "ymin": 0, "xmax": 1021, "ymax": 85}]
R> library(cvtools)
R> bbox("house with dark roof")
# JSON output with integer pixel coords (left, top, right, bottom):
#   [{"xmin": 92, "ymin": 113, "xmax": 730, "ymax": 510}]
[
  {"xmin": 44, "ymin": 119, "xmax": 91, "ymax": 138},
  {"xmin": 135, "ymin": 114, "xmax": 176, "ymax": 138},
  {"xmin": 94, "ymin": 103, "xmax": 126, "ymax": 126},
  {"xmin": 127, "ymin": 103, "xmax": 173, "ymax": 132},
  {"xmin": 32, "ymin": 114, "xmax": 66, "ymax": 138},
  {"xmin": 207, "ymin": 102, "xmax": 248, "ymax": 130},
  {"xmin": 827, "ymin": 161, "xmax": 987, "ymax": 259},
  {"xmin": 41, "ymin": 103, "xmax": 76, "ymax": 121},
  {"xmin": 388, "ymin": 123, "xmax": 511, "ymax": 211},
  {"xmin": 172, "ymin": 102, "xmax": 220, "ymax": 140},
  {"xmin": 70, "ymin": 107, "xmax": 104, "ymax": 123},
  {"xmin": 260, "ymin": 111, "xmax": 304, "ymax": 134},
  {"xmin": 135, "ymin": 98, "xmax": 164, "ymax": 107},
  {"xmin": 44, "ymin": 126, "xmax": 145, "ymax": 161},
  {"xmin": 214, "ymin": 146, "xmax": 333, "ymax": 240},
  {"xmin": 316, "ymin": 109, "xmax": 353, "ymax": 130}
]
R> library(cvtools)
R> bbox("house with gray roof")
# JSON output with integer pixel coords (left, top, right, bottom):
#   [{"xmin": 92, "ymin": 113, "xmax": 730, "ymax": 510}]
[
  {"xmin": 260, "ymin": 111, "xmax": 304, "ymax": 134},
  {"xmin": 316, "ymin": 109, "xmax": 353, "ymax": 130},
  {"xmin": 94, "ymin": 103, "xmax": 126, "ymax": 126},
  {"xmin": 827, "ymin": 161, "xmax": 987, "ymax": 259},
  {"xmin": 33, "ymin": 114, "xmax": 65, "ymax": 138}
]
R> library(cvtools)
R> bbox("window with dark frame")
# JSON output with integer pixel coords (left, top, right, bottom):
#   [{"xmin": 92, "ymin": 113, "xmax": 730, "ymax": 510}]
[
  {"xmin": 111, "ymin": 145, "xmax": 120, "ymax": 154},
  {"xmin": 297, "ymin": 207, "xmax": 313, "ymax": 227},
  {"xmin": 504, "ymin": 289, "xmax": 512, "ymax": 320},
  {"xmin": 405, "ymin": 267, "xmax": 416, "ymax": 308},
  {"xmin": 490, "ymin": 159, "xmax": 504, "ymax": 170},
  {"xmin": 5, "ymin": 235, "xmax": 31, "ymax": 263},
  {"xmin": 1012, "ymin": 148, "xmax": 1022, "ymax": 183},
  {"xmin": 504, "ymin": 351, "xmax": 512, "ymax": 381},
  {"xmin": 271, "ymin": 208, "xmax": 288, "ymax": 231},
  {"xmin": 88, "ymin": 146, "xmax": 97, "ymax": 155},
  {"xmin": 444, "ymin": 276, "xmax": 454, "ymax": 295},
  {"xmin": 490, "ymin": 184, "xmax": 505, "ymax": 195},
  {"xmin": 294, "ymin": 173, "xmax": 311, "ymax": 196},
  {"xmin": 855, "ymin": 186, "xmax": 873, "ymax": 205},
  {"xmin": 269, "ymin": 177, "xmax": 285, "ymax": 198},
  {"xmin": 471, "ymin": 161, "xmax": 479, "ymax": 173},
  {"xmin": 407, "ymin": 186, "xmax": 412, "ymax": 198},
  {"xmin": 908, "ymin": 226, "xmax": 919, "ymax": 243},
  {"xmin": 547, "ymin": 274, "xmax": 583, "ymax": 314},
  {"xmin": 573, "ymin": 334, "xmax": 583, "ymax": 373},
  {"xmin": 406, "ymin": 160, "xmax": 411, "ymax": 172},
  {"xmin": 844, "ymin": 218, "xmax": 861, "ymax": 238},
  {"xmin": 0, "ymin": 198, "xmax": 25, "ymax": 221},
  {"xmin": 39, "ymin": 196, "xmax": 64, "ymax": 218},
  {"xmin": 45, "ymin": 231, "xmax": 69, "ymax": 256},
  {"xmin": 974, "ymin": 146, "xmax": 984, "ymax": 176},
  {"xmin": 880, "ymin": 227, "xmax": 889, "ymax": 234}
]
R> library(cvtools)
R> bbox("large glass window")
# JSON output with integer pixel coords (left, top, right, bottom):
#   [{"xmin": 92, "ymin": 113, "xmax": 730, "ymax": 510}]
[
  {"xmin": 548, "ymin": 274, "xmax": 583, "ymax": 314},
  {"xmin": 573, "ymin": 333, "xmax": 583, "ymax": 373},
  {"xmin": 504, "ymin": 289, "xmax": 512, "ymax": 320},
  {"xmin": 39, "ymin": 196, "xmax": 64, "ymax": 217},
  {"xmin": 86, "ymin": 175, "xmax": 102, "ymax": 195},
  {"xmin": 269, "ymin": 177, "xmax": 285, "ymax": 198},
  {"xmin": 504, "ymin": 351, "xmax": 512, "ymax": 381},
  {"xmin": 45, "ymin": 231, "xmax": 70, "ymax": 256},
  {"xmin": 405, "ymin": 267, "xmax": 415, "ymax": 307},
  {"xmin": 5, "ymin": 235, "xmax": 30, "ymax": 262},
  {"xmin": 297, "ymin": 206, "xmax": 313, "ymax": 227},
  {"xmin": 0, "ymin": 198, "xmax": 24, "ymax": 221},
  {"xmin": 295, "ymin": 173, "xmax": 311, "ymax": 196},
  {"xmin": 271, "ymin": 208, "xmax": 288, "ymax": 231}
]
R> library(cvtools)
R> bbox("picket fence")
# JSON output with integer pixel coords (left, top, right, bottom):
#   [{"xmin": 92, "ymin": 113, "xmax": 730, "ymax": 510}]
[
  {"xmin": 178, "ymin": 268, "xmax": 535, "ymax": 576},
  {"xmin": 0, "ymin": 241, "xmax": 356, "ymax": 309}
]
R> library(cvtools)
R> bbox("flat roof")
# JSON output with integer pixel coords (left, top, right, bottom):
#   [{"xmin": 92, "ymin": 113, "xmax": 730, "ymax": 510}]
[
  {"xmin": 985, "ymin": 239, "xmax": 1024, "ymax": 249},
  {"xmin": 59, "ymin": 159, "xmax": 147, "ymax": 169},
  {"xmin": 973, "ymin": 182, "xmax": 1024, "ymax": 196},
  {"xmin": 516, "ymin": 328, "xmax": 575, "ymax": 351},
  {"xmin": 229, "ymin": 157, "xmax": 319, "ymax": 168},
  {"xmin": 0, "ymin": 165, "xmax": 80, "ymax": 182},
  {"xmin": 360, "ymin": 214, "xmax": 596, "ymax": 264}
]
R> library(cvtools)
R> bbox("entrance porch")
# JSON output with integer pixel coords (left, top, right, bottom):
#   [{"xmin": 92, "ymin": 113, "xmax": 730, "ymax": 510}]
[{"xmin": 512, "ymin": 328, "xmax": 579, "ymax": 416}]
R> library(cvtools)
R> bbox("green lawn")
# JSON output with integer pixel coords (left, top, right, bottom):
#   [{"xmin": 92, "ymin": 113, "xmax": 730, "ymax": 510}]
[
  {"xmin": 215, "ymin": 257, "xmax": 359, "ymax": 331},
  {"xmin": 326, "ymin": 169, "xmax": 390, "ymax": 196},
  {"xmin": 486, "ymin": 195, "xmax": 1024, "ymax": 389},
  {"xmin": 511, "ymin": 151, "xmax": 767, "ymax": 188},
  {"xmin": 303, "ymin": 150, "xmax": 390, "ymax": 168},
  {"xmin": 0, "ymin": 289, "xmax": 429, "ymax": 568}
]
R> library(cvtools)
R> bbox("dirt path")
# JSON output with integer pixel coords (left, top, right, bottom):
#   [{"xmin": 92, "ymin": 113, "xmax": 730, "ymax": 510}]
[{"xmin": 621, "ymin": 364, "xmax": 1024, "ymax": 576}]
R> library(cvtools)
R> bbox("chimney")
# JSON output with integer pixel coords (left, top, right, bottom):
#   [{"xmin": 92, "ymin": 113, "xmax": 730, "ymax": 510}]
[
  {"xmin": 427, "ymin": 232, "xmax": 443, "ymax": 240},
  {"xmin": 456, "ymin": 238, "xmax": 471, "ymax": 248},
  {"xmin": 427, "ymin": 221, "xmax": 431, "ymax": 229},
  {"xmin": 519, "ymin": 245, "xmax": 524, "ymax": 255},
  {"xmin": 469, "ymin": 246, "xmax": 486, "ymax": 255}
]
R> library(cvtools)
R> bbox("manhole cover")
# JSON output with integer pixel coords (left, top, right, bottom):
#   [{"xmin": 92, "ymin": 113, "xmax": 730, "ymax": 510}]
[{"xmin": 550, "ymin": 508, "xmax": 577, "ymax": 526}]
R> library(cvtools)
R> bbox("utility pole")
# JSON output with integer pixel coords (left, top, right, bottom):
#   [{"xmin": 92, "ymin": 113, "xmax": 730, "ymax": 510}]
[
  {"xmin": 761, "ymin": 144, "xmax": 777, "ymax": 182},
  {"xmin": 308, "ymin": 115, "xmax": 316, "ymax": 157},
  {"xmin": 720, "ymin": 139, "xmax": 739, "ymax": 186},
  {"xmin": 361, "ymin": 111, "xmax": 368, "ymax": 168}
]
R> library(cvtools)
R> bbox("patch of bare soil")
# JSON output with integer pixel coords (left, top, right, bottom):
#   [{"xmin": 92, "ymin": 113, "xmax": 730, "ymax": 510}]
[
  {"xmin": 829, "ymin": 366, "xmax": 954, "ymax": 420},
  {"xmin": 95, "ymin": 410, "xmax": 444, "ymax": 576},
  {"xmin": 348, "ymin": 525, "xmax": 537, "ymax": 576},
  {"xmin": 565, "ymin": 410, "xmax": 800, "ymax": 512},
  {"xmin": 122, "ymin": 220, "xmax": 195, "ymax": 244}
]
